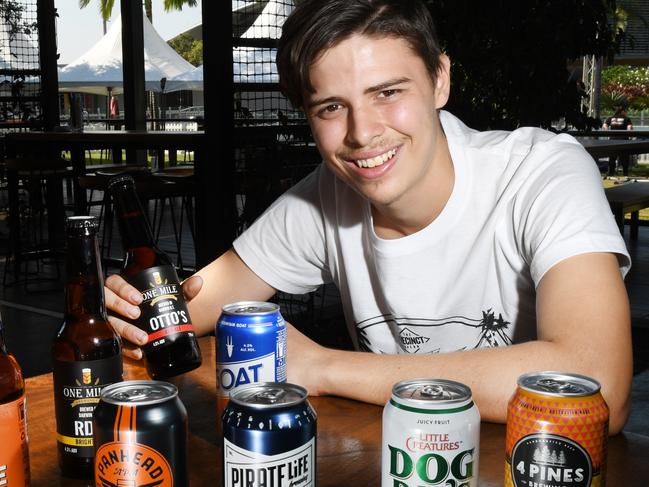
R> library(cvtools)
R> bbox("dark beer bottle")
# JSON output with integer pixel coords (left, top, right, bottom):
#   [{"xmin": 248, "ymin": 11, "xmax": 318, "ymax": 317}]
[
  {"xmin": 52, "ymin": 216, "xmax": 123, "ymax": 479},
  {"xmin": 107, "ymin": 174, "xmax": 202, "ymax": 379},
  {"xmin": 0, "ymin": 312, "xmax": 30, "ymax": 487}
]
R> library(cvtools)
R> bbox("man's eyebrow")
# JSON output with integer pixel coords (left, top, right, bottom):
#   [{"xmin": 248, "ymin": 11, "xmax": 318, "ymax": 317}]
[
  {"xmin": 306, "ymin": 77, "xmax": 412, "ymax": 109},
  {"xmin": 365, "ymin": 77, "xmax": 411, "ymax": 94}
]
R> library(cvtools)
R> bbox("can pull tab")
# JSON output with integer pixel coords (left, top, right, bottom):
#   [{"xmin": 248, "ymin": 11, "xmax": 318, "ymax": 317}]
[
  {"xmin": 255, "ymin": 388, "xmax": 287, "ymax": 404},
  {"xmin": 537, "ymin": 379, "xmax": 583, "ymax": 394},
  {"xmin": 420, "ymin": 384, "xmax": 451, "ymax": 399}
]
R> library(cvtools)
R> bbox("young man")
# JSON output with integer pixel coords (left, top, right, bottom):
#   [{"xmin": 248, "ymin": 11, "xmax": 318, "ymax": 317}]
[{"xmin": 106, "ymin": 0, "xmax": 632, "ymax": 432}]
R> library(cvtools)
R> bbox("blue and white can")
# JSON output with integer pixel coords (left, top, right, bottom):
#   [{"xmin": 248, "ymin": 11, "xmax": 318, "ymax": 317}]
[{"xmin": 216, "ymin": 301, "xmax": 287, "ymax": 410}]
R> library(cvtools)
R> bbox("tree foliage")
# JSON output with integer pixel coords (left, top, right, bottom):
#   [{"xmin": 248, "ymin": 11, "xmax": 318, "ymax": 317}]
[
  {"xmin": 427, "ymin": 0, "xmax": 623, "ymax": 130},
  {"xmin": 78, "ymin": 0, "xmax": 198, "ymax": 22},
  {"xmin": 168, "ymin": 33, "xmax": 203, "ymax": 66}
]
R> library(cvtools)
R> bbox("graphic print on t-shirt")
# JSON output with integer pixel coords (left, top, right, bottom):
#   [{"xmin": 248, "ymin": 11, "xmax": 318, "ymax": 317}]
[{"xmin": 356, "ymin": 308, "xmax": 512, "ymax": 353}]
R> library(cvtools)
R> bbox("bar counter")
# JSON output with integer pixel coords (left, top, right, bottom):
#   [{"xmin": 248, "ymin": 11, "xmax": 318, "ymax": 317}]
[{"xmin": 26, "ymin": 338, "xmax": 649, "ymax": 486}]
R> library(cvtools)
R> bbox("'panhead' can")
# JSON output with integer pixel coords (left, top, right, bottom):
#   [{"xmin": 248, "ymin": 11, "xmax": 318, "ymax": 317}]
[
  {"xmin": 216, "ymin": 302, "xmax": 287, "ymax": 414},
  {"xmin": 505, "ymin": 372, "xmax": 609, "ymax": 487},
  {"xmin": 382, "ymin": 379, "xmax": 480, "ymax": 487},
  {"xmin": 222, "ymin": 382, "xmax": 316, "ymax": 487},
  {"xmin": 93, "ymin": 380, "xmax": 188, "ymax": 487}
]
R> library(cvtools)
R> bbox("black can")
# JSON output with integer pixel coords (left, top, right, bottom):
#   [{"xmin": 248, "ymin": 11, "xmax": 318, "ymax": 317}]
[
  {"xmin": 93, "ymin": 380, "xmax": 188, "ymax": 487},
  {"xmin": 223, "ymin": 382, "xmax": 317, "ymax": 487}
]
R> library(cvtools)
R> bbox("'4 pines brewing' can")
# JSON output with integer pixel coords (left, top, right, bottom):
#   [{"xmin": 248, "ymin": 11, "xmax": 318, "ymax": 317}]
[
  {"xmin": 382, "ymin": 379, "xmax": 480, "ymax": 487},
  {"xmin": 505, "ymin": 372, "xmax": 609, "ymax": 487},
  {"xmin": 223, "ymin": 382, "xmax": 316, "ymax": 487},
  {"xmin": 216, "ymin": 302, "xmax": 287, "ymax": 413},
  {"xmin": 93, "ymin": 380, "xmax": 188, "ymax": 487}
]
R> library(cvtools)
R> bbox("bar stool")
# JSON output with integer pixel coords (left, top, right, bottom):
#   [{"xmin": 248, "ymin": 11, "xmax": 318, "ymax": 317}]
[
  {"xmin": 3, "ymin": 157, "xmax": 72, "ymax": 290},
  {"xmin": 151, "ymin": 166, "xmax": 196, "ymax": 273}
]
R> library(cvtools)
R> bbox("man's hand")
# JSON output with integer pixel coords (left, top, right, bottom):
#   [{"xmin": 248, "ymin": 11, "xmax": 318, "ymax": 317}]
[{"xmin": 104, "ymin": 274, "xmax": 203, "ymax": 360}]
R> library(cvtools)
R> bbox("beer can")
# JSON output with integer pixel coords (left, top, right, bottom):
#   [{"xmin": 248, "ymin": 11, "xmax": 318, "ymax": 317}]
[
  {"xmin": 222, "ymin": 382, "xmax": 316, "ymax": 487},
  {"xmin": 382, "ymin": 379, "xmax": 480, "ymax": 487},
  {"xmin": 216, "ymin": 302, "xmax": 287, "ymax": 413},
  {"xmin": 505, "ymin": 371, "xmax": 609, "ymax": 487},
  {"xmin": 93, "ymin": 380, "xmax": 188, "ymax": 487}
]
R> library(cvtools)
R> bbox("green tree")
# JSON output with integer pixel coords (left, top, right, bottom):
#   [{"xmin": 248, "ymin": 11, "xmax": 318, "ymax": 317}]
[
  {"xmin": 427, "ymin": 0, "xmax": 623, "ymax": 130},
  {"xmin": 168, "ymin": 33, "xmax": 203, "ymax": 66},
  {"xmin": 78, "ymin": 0, "xmax": 198, "ymax": 24}
]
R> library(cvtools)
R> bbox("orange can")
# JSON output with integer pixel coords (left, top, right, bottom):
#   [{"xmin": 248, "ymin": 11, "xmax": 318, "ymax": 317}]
[{"xmin": 504, "ymin": 372, "xmax": 609, "ymax": 487}]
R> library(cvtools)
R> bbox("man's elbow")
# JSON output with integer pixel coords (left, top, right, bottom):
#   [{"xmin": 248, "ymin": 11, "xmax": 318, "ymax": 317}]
[
  {"xmin": 599, "ymin": 365, "xmax": 632, "ymax": 435},
  {"xmin": 606, "ymin": 386, "xmax": 631, "ymax": 435}
]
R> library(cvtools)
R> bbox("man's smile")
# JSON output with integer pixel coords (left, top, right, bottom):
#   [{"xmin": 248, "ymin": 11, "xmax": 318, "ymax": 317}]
[{"xmin": 348, "ymin": 147, "xmax": 399, "ymax": 168}]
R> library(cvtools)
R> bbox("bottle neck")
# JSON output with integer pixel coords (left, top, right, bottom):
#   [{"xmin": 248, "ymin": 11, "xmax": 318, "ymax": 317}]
[
  {"xmin": 0, "ymin": 321, "xmax": 7, "ymax": 355},
  {"xmin": 112, "ymin": 184, "xmax": 156, "ymax": 250},
  {"xmin": 64, "ymin": 233, "xmax": 107, "ymax": 321}
]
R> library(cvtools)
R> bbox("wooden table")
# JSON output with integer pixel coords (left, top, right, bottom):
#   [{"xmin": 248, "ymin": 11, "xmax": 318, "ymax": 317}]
[{"xmin": 25, "ymin": 338, "xmax": 649, "ymax": 486}]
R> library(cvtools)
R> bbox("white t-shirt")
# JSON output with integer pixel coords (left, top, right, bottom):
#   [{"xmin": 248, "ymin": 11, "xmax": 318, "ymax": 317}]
[{"xmin": 234, "ymin": 111, "xmax": 630, "ymax": 354}]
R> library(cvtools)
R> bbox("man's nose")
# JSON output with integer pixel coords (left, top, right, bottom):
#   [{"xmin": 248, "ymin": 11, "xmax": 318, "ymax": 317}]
[{"xmin": 345, "ymin": 105, "xmax": 384, "ymax": 147}]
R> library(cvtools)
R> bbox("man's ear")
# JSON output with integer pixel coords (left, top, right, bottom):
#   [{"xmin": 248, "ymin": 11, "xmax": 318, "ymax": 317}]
[{"xmin": 434, "ymin": 54, "xmax": 451, "ymax": 109}]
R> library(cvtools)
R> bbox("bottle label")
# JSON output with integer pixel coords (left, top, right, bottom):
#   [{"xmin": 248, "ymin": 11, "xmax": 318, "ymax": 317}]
[
  {"xmin": 53, "ymin": 356, "xmax": 123, "ymax": 458},
  {"xmin": 0, "ymin": 395, "xmax": 30, "ymax": 486},
  {"xmin": 224, "ymin": 437, "xmax": 315, "ymax": 487},
  {"xmin": 128, "ymin": 265, "xmax": 197, "ymax": 351}
]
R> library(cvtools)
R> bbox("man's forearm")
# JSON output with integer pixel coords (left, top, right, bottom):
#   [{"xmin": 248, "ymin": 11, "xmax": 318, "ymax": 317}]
[{"xmin": 318, "ymin": 339, "xmax": 631, "ymax": 433}]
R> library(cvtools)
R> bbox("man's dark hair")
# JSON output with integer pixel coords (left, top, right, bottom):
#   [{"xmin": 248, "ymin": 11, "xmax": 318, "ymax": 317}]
[{"xmin": 276, "ymin": 0, "xmax": 443, "ymax": 109}]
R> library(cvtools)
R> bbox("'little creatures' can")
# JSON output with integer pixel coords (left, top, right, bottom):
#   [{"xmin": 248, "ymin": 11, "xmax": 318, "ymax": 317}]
[
  {"xmin": 222, "ymin": 382, "xmax": 316, "ymax": 487},
  {"xmin": 382, "ymin": 379, "xmax": 480, "ymax": 487},
  {"xmin": 216, "ymin": 301, "xmax": 287, "ymax": 418},
  {"xmin": 93, "ymin": 380, "xmax": 188, "ymax": 487},
  {"xmin": 505, "ymin": 371, "xmax": 609, "ymax": 487}
]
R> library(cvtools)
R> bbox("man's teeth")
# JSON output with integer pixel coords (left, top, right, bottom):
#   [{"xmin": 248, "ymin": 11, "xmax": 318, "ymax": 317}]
[{"xmin": 354, "ymin": 148, "xmax": 397, "ymax": 168}]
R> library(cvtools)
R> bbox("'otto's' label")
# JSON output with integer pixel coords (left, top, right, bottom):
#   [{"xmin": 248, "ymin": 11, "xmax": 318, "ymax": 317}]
[
  {"xmin": 53, "ymin": 356, "xmax": 122, "ymax": 458},
  {"xmin": 0, "ymin": 395, "xmax": 30, "ymax": 486},
  {"xmin": 95, "ymin": 441, "xmax": 173, "ymax": 487},
  {"xmin": 509, "ymin": 433, "xmax": 593, "ymax": 487},
  {"xmin": 128, "ymin": 265, "xmax": 196, "ymax": 350},
  {"xmin": 224, "ymin": 437, "xmax": 314, "ymax": 487}
]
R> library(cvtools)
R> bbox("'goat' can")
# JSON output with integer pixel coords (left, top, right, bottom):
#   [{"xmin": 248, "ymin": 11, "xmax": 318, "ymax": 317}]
[
  {"xmin": 381, "ymin": 379, "xmax": 480, "ymax": 487},
  {"xmin": 222, "ymin": 382, "xmax": 316, "ymax": 487},
  {"xmin": 505, "ymin": 371, "xmax": 609, "ymax": 487},
  {"xmin": 216, "ymin": 301, "xmax": 287, "ymax": 418},
  {"xmin": 93, "ymin": 380, "xmax": 188, "ymax": 487}
]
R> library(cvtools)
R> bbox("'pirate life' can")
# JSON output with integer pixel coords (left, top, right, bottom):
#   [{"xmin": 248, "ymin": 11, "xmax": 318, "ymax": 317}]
[
  {"xmin": 216, "ymin": 301, "xmax": 287, "ymax": 416},
  {"xmin": 222, "ymin": 382, "xmax": 316, "ymax": 487},
  {"xmin": 382, "ymin": 379, "xmax": 480, "ymax": 487},
  {"xmin": 93, "ymin": 380, "xmax": 188, "ymax": 487},
  {"xmin": 505, "ymin": 371, "xmax": 609, "ymax": 487}
]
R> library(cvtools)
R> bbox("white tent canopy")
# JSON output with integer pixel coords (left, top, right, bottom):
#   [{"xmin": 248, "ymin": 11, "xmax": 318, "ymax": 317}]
[{"xmin": 58, "ymin": 14, "xmax": 195, "ymax": 95}]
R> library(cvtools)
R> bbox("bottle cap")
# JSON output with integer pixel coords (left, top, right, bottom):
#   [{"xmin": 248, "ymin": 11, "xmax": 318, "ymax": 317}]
[
  {"xmin": 66, "ymin": 216, "xmax": 99, "ymax": 235},
  {"xmin": 106, "ymin": 174, "xmax": 136, "ymax": 191}
]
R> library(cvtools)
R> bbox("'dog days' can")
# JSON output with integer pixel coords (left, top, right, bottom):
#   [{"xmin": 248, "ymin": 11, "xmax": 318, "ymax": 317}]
[
  {"xmin": 216, "ymin": 302, "xmax": 287, "ymax": 415},
  {"xmin": 382, "ymin": 379, "xmax": 480, "ymax": 487},
  {"xmin": 223, "ymin": 382, "xmax": 316, "ymax": 487},
  {"xmin": 93, "ymin": 380, "xmax": 188, "ymax": 487},
  {"xmin": 505, "ymin": 372, "xmax": 609, "ymax": 487}
]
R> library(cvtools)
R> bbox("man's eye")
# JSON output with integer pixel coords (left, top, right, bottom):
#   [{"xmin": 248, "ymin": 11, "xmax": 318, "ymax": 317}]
[
  {"xmin": 317, "ymin": 103, "xmax": 343, "ymax": 117},
  {"xmin": 379, "ymin": 89, "xmax": 400, "ymax": 99}
]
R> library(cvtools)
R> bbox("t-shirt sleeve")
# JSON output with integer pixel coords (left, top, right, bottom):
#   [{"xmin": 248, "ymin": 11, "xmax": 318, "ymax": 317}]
[
  {"xmin": 514, "ymin": 136, "xmax": 631, "ymax": 286},
  {"xmin": 233, "ymin": 167, "xmax": 331, "ymax": 295}
]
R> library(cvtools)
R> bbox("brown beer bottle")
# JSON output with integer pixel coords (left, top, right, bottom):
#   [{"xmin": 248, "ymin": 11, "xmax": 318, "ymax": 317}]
[
  {"xmin": 52, "ymin": 216, "xmax": 123, "ymax": 479},
  {"xmin": 107, "ymin": 175, "xmax": 202, "ymax": 379},
  {"xmin": 0, "ymin": 312, "xmax": 30, "ymax": 487}
]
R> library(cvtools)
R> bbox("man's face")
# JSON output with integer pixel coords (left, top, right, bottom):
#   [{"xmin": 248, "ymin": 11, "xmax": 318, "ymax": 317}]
[{"xmin": 305, "ymin": 34, "xmax": 450, "ymax": 211}]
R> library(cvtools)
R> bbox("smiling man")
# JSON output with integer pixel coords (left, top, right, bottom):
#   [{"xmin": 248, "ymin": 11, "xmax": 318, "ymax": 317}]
[{"xmin": 105, "ymin": 0, "xmax": 633, "ymax": 432}]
